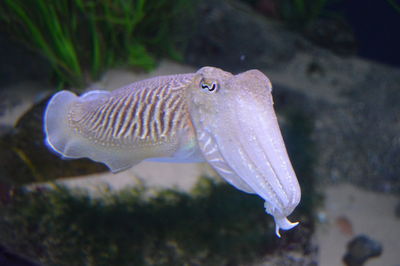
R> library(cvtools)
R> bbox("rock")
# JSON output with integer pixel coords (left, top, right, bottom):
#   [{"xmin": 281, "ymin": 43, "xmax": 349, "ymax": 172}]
[
  {"xmin": 0, "ymin": 124, "xmax": 13, "ymax": 137},
  {"xmin": 312, "ymin": 63, "xmax": 400, "ymax": 193},
  {"xmin": 0, "ymin": 97, "xmax": 107, "ymax": 186},
  {"xmin": 184, "ymin": 0, "xmax": 306, "ymax": 72},
  {"xmin": 343, "ymin": 235, "xmax": 383, "ymax": 266},
  {"xmin": 0, "ymin": 177, "xmax": 316, "ymax": 266},
  {"xmin": 395, "ymin": 201, "xmax": 400, "ymax": 218},
  {"xmin": 303, "ymin": 17, "xmax": 357, "ymax": 56}
]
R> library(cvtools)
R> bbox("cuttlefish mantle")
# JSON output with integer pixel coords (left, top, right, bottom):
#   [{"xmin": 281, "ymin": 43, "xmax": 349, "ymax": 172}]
[{"xmin": 44, "ymin": 66, "xmax": 301, "ymax": 237}]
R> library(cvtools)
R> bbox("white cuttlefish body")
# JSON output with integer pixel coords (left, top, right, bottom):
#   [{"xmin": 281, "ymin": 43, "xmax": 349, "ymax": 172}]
[{"xmin": 44, "ymin": 66, "xmax": 301, "ymax": 237}]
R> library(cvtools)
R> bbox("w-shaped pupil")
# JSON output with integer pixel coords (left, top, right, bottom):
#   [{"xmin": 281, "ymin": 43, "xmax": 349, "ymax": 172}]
[{"xmin": 201, "ymin": 83, "xmax": 216, "ymax": 92}]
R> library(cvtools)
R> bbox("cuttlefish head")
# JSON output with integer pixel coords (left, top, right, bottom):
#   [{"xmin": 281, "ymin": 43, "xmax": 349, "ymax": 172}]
[{"xmin": 187, "ymin": 67, "xmax": 301, "ymax": 237}]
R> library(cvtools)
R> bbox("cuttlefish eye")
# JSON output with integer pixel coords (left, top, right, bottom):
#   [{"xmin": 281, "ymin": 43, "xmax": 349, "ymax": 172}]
[{"xmin": 200, "ymin": 80, "xmax": 218, "ymax": 93}]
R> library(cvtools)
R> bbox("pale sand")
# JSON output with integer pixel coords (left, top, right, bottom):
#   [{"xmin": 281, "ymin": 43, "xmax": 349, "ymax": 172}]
[
  {"xmin": 53, "ymin": 162, "xmax": 218, "ymax": 196},
  {"xmin": 316, "ymin": 183, "xmax": 400, "ymax": 266}
]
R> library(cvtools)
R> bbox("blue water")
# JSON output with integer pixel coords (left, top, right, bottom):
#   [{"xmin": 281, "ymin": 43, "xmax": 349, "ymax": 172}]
[{"xmin": 330, "ymin": 0, "xmax": 400, "ymax": 67}]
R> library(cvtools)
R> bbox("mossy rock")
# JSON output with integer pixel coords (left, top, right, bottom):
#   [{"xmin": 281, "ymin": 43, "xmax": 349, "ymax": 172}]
[{"xmin": 0, "ymin": 178, "xmax": 314, "ymax": 266}]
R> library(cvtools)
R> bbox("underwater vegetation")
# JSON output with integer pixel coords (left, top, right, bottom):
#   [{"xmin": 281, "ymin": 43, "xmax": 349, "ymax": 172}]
[
  {"xmin": 386, "ymin": 0, "xmax": 400, "ymax": 14},
  {"xmin": 0, "ymin": 0, "xmax": 190, "ymax": 88},
  {"xmin": 0, "ymin": 178, "xmax": 313, "ymax": 266}
]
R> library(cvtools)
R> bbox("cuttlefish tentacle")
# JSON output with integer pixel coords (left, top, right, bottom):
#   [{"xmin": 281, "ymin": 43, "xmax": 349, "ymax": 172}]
[
  {"xmin": 44, "ymin": 67, "xmax": 301, "ymax": 237},
  {"xmin": 196, "ymin": 129, "xmax": 255, "ymax": 194},
  {"xmin": 235, "ymin": 94, "xmax": 300, "ymax": 237}
]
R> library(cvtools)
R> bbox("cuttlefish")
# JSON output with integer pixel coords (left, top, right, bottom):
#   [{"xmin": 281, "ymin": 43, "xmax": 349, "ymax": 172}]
[{"xmin": 44, "ymin": 67, "xmax": 301, "ymax": 237}]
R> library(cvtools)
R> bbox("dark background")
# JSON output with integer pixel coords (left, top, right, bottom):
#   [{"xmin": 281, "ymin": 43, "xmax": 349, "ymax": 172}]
[{"xmin": 331, "ymin": 0, "xmax": 400, "ymax": 67}]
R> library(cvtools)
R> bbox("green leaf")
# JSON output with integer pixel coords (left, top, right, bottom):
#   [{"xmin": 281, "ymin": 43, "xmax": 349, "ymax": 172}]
[
  {"xmin": 128, "ymin": 43, "xmax": 156, "ymax": 71},
  {"xmin": 0, "ymin": 0, "xmax": 192, "ymax": 87}
]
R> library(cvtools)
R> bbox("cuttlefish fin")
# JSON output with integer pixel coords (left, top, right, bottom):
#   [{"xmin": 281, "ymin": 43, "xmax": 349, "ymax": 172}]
[{"xmin": 44, "ymin": 90, "xmax": 141, "ymax": 172}]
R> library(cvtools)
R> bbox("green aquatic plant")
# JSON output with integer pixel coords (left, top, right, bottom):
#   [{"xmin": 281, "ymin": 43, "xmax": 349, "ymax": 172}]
[
  {"xmin": 387, "ymin": 0, "xmax": 400, "ymax": 14},
  {"xmin": 0, "ymin": 0, "xmax": 189, "ymax": 88}
]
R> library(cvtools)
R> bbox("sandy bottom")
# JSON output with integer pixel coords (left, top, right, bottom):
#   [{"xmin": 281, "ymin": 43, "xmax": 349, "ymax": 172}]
[
  {"xmin": 53, "ymin": 161, "xmax": 217, "ymax": 196},
  {"xmin": 316, "ymin": 183, "xmax": 400, "ymax": 266}
]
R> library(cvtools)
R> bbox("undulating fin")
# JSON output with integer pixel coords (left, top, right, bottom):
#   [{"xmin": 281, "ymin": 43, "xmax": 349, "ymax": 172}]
[
  {"xmin": 44, "ymin": 90, "xmax": 84, "ymax": 156},
  {"xmin": 44, "ymin": 90, "xmax": 141, "ymax": 172},
  {"xmin": 44, "ymin": 73, "xmax": 198, "ymax": 172}
]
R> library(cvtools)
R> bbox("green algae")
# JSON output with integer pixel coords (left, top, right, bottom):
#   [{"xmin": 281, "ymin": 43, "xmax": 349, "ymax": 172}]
[{"xmin": 0, "ymin": 0, "xmax": 191, "ymax": 88}]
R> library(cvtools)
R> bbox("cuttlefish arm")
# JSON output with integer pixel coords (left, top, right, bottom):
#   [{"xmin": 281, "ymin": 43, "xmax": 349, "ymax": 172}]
[
  {"xmin": 187, "ymin": 67, "xmax": 301, "ymax": 237},
  {"xmin": 44, "ymin": 67, "xmax": 301, "ymax": 237}
]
